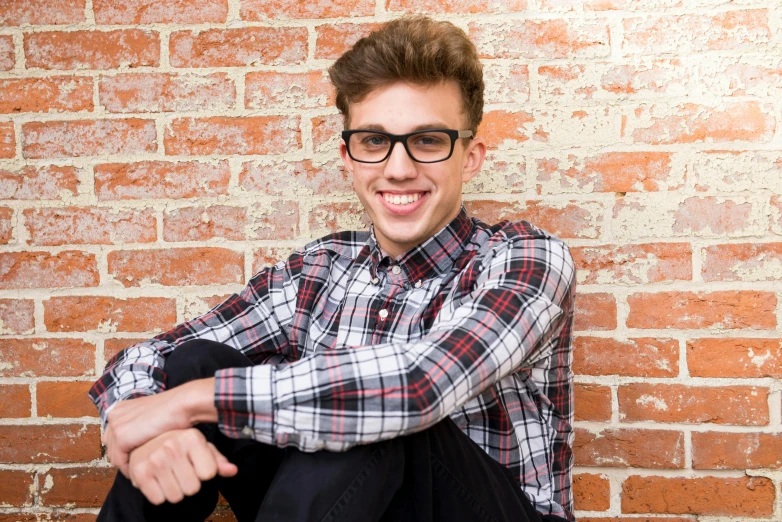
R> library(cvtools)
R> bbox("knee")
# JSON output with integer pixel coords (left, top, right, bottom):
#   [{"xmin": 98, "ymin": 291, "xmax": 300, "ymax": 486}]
[{"xmin": 165, "ymin": 340, "xmax": 252, "ymax": 388}]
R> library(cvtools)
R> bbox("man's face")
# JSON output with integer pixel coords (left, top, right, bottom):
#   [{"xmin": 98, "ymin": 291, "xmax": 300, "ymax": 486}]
[{"xmin": 340, "ymin": 81, "xmax": 486, "ymax": 259}]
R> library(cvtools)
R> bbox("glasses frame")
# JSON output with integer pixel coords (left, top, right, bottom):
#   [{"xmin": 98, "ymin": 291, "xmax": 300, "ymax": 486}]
[{"xmin": 341, "ymin": 128, "xmax": 474, "ymax": 164}]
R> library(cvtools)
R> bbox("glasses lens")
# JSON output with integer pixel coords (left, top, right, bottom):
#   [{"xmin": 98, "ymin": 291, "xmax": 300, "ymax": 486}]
[
  {"xmin": 348, "ymin": 131, "xmax": 453, "ymax": 163},
  {"xmin": 348, "ymin": 132, "xmax": 392, "ymax": 162}
]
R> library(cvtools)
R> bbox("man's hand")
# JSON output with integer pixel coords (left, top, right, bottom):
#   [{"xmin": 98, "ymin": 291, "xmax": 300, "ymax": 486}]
[{"xmin": 128, "ymin": 428, "xmax": 238, "ymax": 505}]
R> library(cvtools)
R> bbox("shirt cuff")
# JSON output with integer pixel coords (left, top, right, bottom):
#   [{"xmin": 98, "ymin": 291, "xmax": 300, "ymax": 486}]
[{"xmin": 214, "ymin": 364, "xmax": 275, "ymax": 444}]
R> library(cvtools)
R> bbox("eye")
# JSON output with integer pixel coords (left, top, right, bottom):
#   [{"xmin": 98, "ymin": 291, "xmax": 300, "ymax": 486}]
[
  {"xmin": 360, "ymin": 134, "xmax": 390, "ymax": 147},
  {"xmin": 412, "ymin": 134, "xmax": 447, "ymax": 147}
]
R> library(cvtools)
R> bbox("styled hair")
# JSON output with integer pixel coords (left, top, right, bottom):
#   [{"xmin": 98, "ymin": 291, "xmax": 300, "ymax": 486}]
[{"xmin": 327, "ymin": 16, "xmax": 484, "ymax": 135}]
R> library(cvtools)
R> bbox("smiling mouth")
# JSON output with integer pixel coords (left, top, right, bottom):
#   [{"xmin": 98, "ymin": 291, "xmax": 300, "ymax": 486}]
[{"xmin": 380, "ymin": 192, "xmax": 426, "ymax": 206}]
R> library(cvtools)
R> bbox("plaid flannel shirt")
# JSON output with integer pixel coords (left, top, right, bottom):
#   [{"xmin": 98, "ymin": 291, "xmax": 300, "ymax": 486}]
[{"xmin": 89, "ymin": 207, "xmax": 576, "ymax": 520}]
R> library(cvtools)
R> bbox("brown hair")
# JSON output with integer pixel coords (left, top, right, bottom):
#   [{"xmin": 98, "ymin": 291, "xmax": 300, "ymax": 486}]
[{"xmin": 328, "ymin": 16, "xmax": 484, "ymax": 135}]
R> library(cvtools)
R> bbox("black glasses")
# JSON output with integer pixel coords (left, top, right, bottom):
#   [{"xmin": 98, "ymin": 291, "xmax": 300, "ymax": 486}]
[{"xmin": 342, "ymin": 129, "xmax": 473, "ymax": 164}]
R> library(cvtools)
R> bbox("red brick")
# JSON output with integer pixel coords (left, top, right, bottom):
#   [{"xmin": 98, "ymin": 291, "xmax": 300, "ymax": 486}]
[
  {"xmin": 0, "ymin": 339, "xmax": 95, "ymax": 377},
  {"xmin": 245, "ymin": 71, "xmax": 333, "ymax": 110},
  {"xmin": 574, "ymin": 384, "xmax": 611, "ymax": 422},
  {"xmin": 108, "ymin": 248, "xmax": 244, "ymax": 287},
  {"xmin": 94, "ymin": 161, "xmax": 230, "ymax": 201},
  {"xmin": 240, "ymin": 158, "xmax": 352, "ymax": 197},
  {"xmin": 537, "ymin": 60, "xmax": 690, "ymax": 100},
  {"xmin": 465, "ymin": 199, "xmax": 604, "ymax": 239},
  {"xmin": 94, "ymin": 0, "xmax": 227, "ymax": 23},
  {"xmin": 311, "ymin": 114, "xmax": 342, "ymax": 153},
  {"xmin": 0, "ymin": 299, "xmax": 35, "ymax": 334},
  {"xmin": 702, "ymin": 243, "xmax": 782, "ymax": 282},
  {"xmin": 25, "ymin": 30, "xmax": 159, "ymax": 70},
  {"xmin": 572, "ymin": 243, "xmax": 691, "ymax": 285},
  {"xmin": 622, "ymin": 10, "xmax": 771, "ymax": 55},
  {"xmin": 308, "ymin": 203, "xmax": 371, "ymax": 238},
  {"xmin": 248, "ymin": 201, "xmax": 300, "ymax": 240},
  {"xmin": 699, "ymin": 58, "xmax": 782, "ymax": 98},
  {"xmin": 0, "ymin": 515, "xmax": 96, "ymax": 522},
  {"xmin": 464, "ymin": 159, "xmax": 526, "ymax": 195},
  {"xmin": 0, "ymin": 384, "xmax": 31, "ymax": 418},
  {"xmin": 0, "ymin": 77, "xmax": 93, "ymax": 114},
  {"xmin": 388, "ymin": 0, "xmax": 526, "ymax": 13},
  {"xmin": 773, "ymin": 195, "xmax": 782, "ymax": 235},
  {"xmin": 687, "ymin": 338, "xmax": 782, "ymax": 378},
  {"xmin": 0, "ymin": 470, "xmax": 34, "ymax": 506},
  {"xmin": 37, "ymin": 381, "xmax": 97, "ymax": 418},
  {"xmin": 24, "ymin": 207, "xmax": 156, "ymax": 246},
  {"xmin": 241, "ymin": 0, "xmax": 372, "ymax": 19},
  {"xmin": 622, "ymin": 475, "xmax": 774, "ymax": 517},
  {"xmin": 23, "ymin": 119, "xmax": 157, "ymax": 159},
  {"xmin": 0, "ymin": 165, "xmax": 80, "ymax": 200},
  {"xmin": 252, "ymin": 247, "xmax": 299, "ymax": 274},
  {"xmin": 536, "ymin": 152, "xmax": 679, "ymax": 193},
  {"xmin": 44, "ymin": 296, "xmax": 176, "ymax": 333},
  {"xmin": 574, "ymin": 337, "xmax": 678, "ymax": 377},
  {"xmin": 469, "ymin": 19, "xmax": 610, "ymax": 59},
  {"xmin": 164, "ymin": 116, "xmax": 300, "ymax": 156},
  {"xmin": 0, "ymin": 35, "xmax": 14, "ymax": 71},
  {"xmin": 0, "ymin": 0, "xmax": 85, "ymax": 25},
  {"xmin": 0, "ymin": 121, "xmax": 14, "ymax": 158},
  {"xmin": 164, "ymin": 205, "xmax": 246, "ymax": 242},
  {"xmin": 484, "ymin": 64, "xmax": 530, "ymax": 104},
  {"xmin": 623, "ymin": 102, "xmax": 775, "ymax": 144},
  {"xmin": 0, "ymin": 251, "xmax": 99, "ymax": 289},
  {"xmin": 573, "ymin": 473, "xmax": 609, "ymax": 511},
  {"xmin": 574, "ymin": 293, "xmax": 616, "ymax": 331},
  {"xmin": 182, "ymin": 294, "xmax": 232, "ymax": 319},
  {"xmin": 0, "ymin": 425, "xmax": 101, "ymax": 464},
  {"xmin": 104, "ymin": 337, "xmax": 148, "ymax": 362},
  {"xmin": 574, "ymin": 428, "xmax": 684, "ymax": 468},
  {"xmin": 627, "ymin": 291, "xmax": 776, "ymax": 330},
  {"xmin": 170, "ymin": 27, "xmax": 306, "ymax": 68},
  {"xmin": 533, "ymin": 107, "xmax": 616, "ymax": 148},
  {"xmin": 314, "ymin": 23, "xmax": 381, "ymax": 60},
  {"xmin": 480, "ymin": 110, "xmax": 534, "ymax": 149},
  {"xmin": 39, "ymin": 467, "xmax": 114, "ymax": 507},
  {"xmin": 691, "ymin": 150, "xmax": 782, "ymax": 193},
  {"xmin": 693, "ymin": 432, "xmax": 782, "ymax": 470},
  {"xmin": 619, "ymin": 384, "xmax": 769, "ymax": 425},
  {"xmin": 100, "ymin": 73, "xmax": 235, "ymax": 113},
  {"xmin": 0, "ymin": 207, "xmax": 11, "ymax": 244}
]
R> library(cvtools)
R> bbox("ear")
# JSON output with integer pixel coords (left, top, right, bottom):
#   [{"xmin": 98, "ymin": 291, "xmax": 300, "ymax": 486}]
[
  {"xmin": 461, "ymin": 137, "xmax": 486, "ymax": 184},
  {"xmin": 339, "ymin": 139, "xmax": 354, "ymax": 175}
]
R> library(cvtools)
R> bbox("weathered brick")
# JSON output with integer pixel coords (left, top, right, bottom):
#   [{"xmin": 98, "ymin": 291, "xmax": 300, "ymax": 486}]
[
  {"xmin": 693, "ymin": 432, "xmax": 782, "ymax": 470},
  {"xmin": 532, "ymin": 107, "xmax": 616, "ymax": 148},
  {"xmin": 702, "ymin": 243, "xmax": 782, "ymax": 282},
  {"xmin": 240, "ymin": 158, "xmax": 352, "ymax": 197},
  {"xmin": 0, "ymin": 339, "xmax": 95, "ymax": 377},
  {"xmin": 94, "ymin": 0, "xmax": 227, "ymax": 23},
  {"xmin": 0, "ymin": 384, "xmax": 31, "ymax": 418},
  {"xmin": 108, "ymin": 248, "xmax": 244, "ymax": 287},
  {"xmin": 0, "ymin": 251, "xmax": 99, "ymax": 289},
  {"xmin": 0, "ymin": 299, "xmax": 35, "ymax": 334},
  {"xmin": 0, "ymin": 0, "xmax": 85, "ymax": 25},
  {"xmin": 574, "ymin": 337, "xmax": 678, "ymax": 377},
  {"xmin": 541, "ymin": 0, "xmax": 682, "ymax": 9},
  {"xmin": 248, "ymin": 201, "xmax": 299, "ymax": 240},
  {"xmin": 691, "ymin": 151, "xmax": 782, "ymax": 193},
  {"xmin": 104, "ymin": 337, "xmax": 148, "ymax": 362},
  {"xmin": 687, "ymin": 338, "xmax": 782, "ymax": 378},
  {"xmin": 24, "ymin": 207, "xmax": 156, "ymax": 246},
  {"xmin": 94, "ymin": 161, "xmax": 230, "ymax": 201},
  {"xmin": 100, "ymin": 73, "xmax": 235, "ymax": 113},
  {"xmin": 164, "ymin": 205, "xmax": 246, "ymax": 242},
  {"xmin": 0, "ymin": 121, "xmax": 14, "ymax": 158},
  {"xmin": 164, "ymin": 116, "xmax": 300, "ymax": 156},
  {"xmin": 574, "ymin": 428, "xmax": 684, "ymax": 468},
  {"xmin": 39, "ymin": 467, "xmax": 114, "ymax": 507},
  {"xmin": 245, "ymin": 71, "xmax": 333, "ymax": 110},
  {"xmin": 626, "ymin": 291, "xmax": 776, "ymax": 330},
  {"xmin": 241, "ymin": 0, "xmax": 372, "ymax": 19},
  {"xmin": 182, "ymin": 294, "xmax": 232, "ymax": 320},
  {"xmin": 252, "ymin": 247, "xmax": 299, "ymax": 274},
  {"xmin": 0, "ymin": 514, "xmax": 97, "ymax": 522},
  {"xmin": 388, "ymin": 0, "xmax": 526, "ymax": 13},
  {"xmin": 536, "ymin": 152, "xmax": 681, "ymax": 193},
  {"xmin": 464, "ymin": 158, "xmax": 526, "ymax": 194},
  {"xmin": 619, "ymin": 384, "xmax": 769, "ymax": 425},
  {"xmin": 574, "ymin": 293, "xmax": 616, "ymax": 331},
  {"xmin": 0, "ymin": 207, "xmax": 11, "ymax": 244},
  {"xmin": 622, "ymin": 10, "xmax": 772, "ymax": 55},
  {"xmin": 25, "ymin": 30, "xmax": 159, "ymax": 70},
  {"xmin": 314, "ymin": 23, "xmax": 381, "ymax": 60},
  {"xmin": 698, "ymin": 57, "xmax": 782, "ymax": 98},
  {"xmin": 44, "ymin": 296, "xmax": 176, "ymax": 333},
  {"xmin": 0, "ymin": 35, "xmax": 15, "ymax": 71},
  {"xmin": 23, "ymin": 119, "xmax": 157, "ymax": 159},
  {"xmin": 469, "ymin": 19, "xmax": 610, "ymax": 59},
  {"xmin": 574, "ymin": 383, "xmax": 611, "ymax": 422},
  {"xmin": 465, "ymin": 199, "xmax": 604, "ymax": 239},
  {"xmin": 311, "ymin": 114, "xmax": 342, "ymax": 153},
  {"xmin": 622, "ymin": 476, "xmax": 774, "ymax": 517},
  {"xmin": 484, "ymin": 64, "xmax": 530, "ymax": 104},
  {"xmin": 308, "ymin": 202, "xmax": 370, "ymax": 238},
  {"xmin": 0, "ymin": 425, "xmax": 101, "ymax": 464},
  {"xmin": 479, "ymin": 110, "xmax": 534, "ymax": 149},
  {"xmin": 773, "ymin": 195, "xmax": 782, "ymax": 235},
  {"xmin": 37, "ymin": 381, "xmax": 97, "ymax": 418},
  {"xmin": 0, "ymin": 77, "xmax": 93, "ymax": 114},
  {"xmin": 622, "ymin": 102, "xmax": 775, "ymax": 144},
  {"xmin": 573, "ymin": 473, "xmax": 609, "ymax": 511},
  {"xmin": 170, "ymin": 27, "xmax": 307, "ymax": 68},
  {"xmin": 0, "ymin": 165, "xmax": 80, "ymax": 200},
  {"xmin": 572, "ymin": 243, "xmax": 691, "ymax": 285},
  {"xmin": 0, "ymin": 470, "xmax": 34, "ymax": 506}
]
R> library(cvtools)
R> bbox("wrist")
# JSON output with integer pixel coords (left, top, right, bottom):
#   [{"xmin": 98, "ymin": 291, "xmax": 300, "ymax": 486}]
[{"xmin": 180, "ymin": 377, "xmax": 219, "ymax": 425}]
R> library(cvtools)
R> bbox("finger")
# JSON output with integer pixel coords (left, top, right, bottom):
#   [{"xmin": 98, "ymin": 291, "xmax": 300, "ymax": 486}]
[
  {"xmin": 189, "ymin": 441, "xmax": 218, "ymax": 482},
  {"xmin": 171, "ymin": 454, "xmax": 202, "ymax": 498},
  {"xmin": 156, "ymin": 464, "xmax": 185, "ymax": 505},
  {"xmin": 137, "ymin": 475, "xmax": 166, "ymax": 506},
  {"xmin": 208, "ymin": 444, "xmax": 238, "ymax": 477}
]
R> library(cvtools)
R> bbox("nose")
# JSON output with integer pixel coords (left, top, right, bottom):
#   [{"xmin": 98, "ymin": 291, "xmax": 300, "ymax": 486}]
[{"xmin": 383, "ymin": 140, "xmax": 418, "ymax": 181}]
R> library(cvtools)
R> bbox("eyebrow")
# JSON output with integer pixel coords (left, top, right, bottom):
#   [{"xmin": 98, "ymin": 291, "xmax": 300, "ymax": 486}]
[{"xmin": 354, "ymin": 122, "xmax": 453, "ymax": 132}]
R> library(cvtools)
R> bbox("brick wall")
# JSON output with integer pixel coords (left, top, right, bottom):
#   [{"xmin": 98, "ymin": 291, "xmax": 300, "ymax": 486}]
[{"xmin": 1, "ymin": 0, "xmax": 781, "ymax": 519}]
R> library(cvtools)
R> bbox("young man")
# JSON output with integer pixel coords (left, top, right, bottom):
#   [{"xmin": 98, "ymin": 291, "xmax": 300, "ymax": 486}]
[{"xmin": 90, "ymin": 16, "xmax": 576, "ymax": 522}]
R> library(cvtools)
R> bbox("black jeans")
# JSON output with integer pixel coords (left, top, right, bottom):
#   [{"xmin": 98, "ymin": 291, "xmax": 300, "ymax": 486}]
[{"xmin": 97, "ymin": 340, "xmax": 563, "ymax": 522}]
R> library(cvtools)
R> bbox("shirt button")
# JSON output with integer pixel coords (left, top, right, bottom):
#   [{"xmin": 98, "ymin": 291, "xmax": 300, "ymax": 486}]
[
  {"xmin": 414, "ymin": 280, "xmax": 422, "ymax": 288},
  {"xmin": 241, "ymin": 426, "xmax": 253, "ymax": 437},
  {"xmin": 379, "ymin": 309, "xmax": 388, "ymax": 320},
  {"xmin": 391, "ymin": 265, "xmax": 401, "ymax": 275},
  {"xmin": 371, "ymin": 277, "xmax": 380, "ymax": 285}
]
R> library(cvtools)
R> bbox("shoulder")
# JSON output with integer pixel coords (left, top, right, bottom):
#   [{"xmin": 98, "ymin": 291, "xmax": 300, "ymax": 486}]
[
  {"xmin": 299, "ymin": 230, "xmax": 371, "ymax": 262},
  {"xmin": 472, "ymin": 217, "xmax": 571, "ymax": 257}
]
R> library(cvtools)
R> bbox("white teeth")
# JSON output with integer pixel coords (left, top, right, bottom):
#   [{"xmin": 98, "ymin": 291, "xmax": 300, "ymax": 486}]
[{"xmin": 383, "ymin": 193, "xmax": 422, "ymax": 206}]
